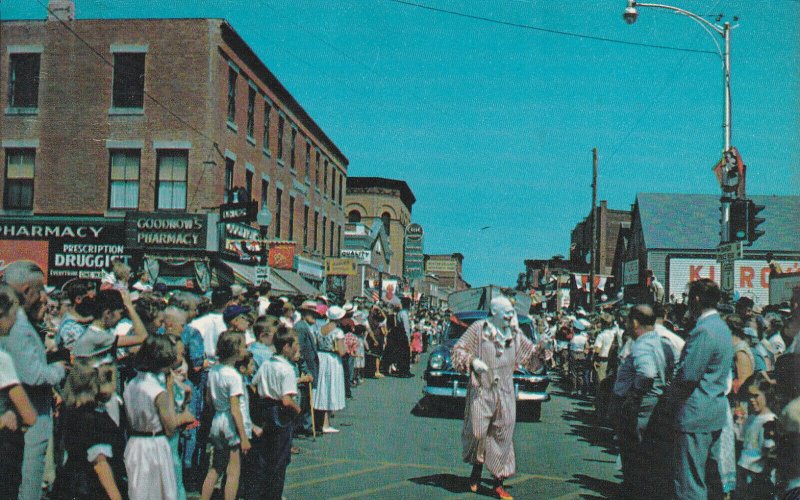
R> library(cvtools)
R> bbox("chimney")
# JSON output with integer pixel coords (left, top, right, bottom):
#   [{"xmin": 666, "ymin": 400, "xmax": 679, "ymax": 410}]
[{"xmin": 48, "ymin": 0, "xmax": 75, "ymax": 22}]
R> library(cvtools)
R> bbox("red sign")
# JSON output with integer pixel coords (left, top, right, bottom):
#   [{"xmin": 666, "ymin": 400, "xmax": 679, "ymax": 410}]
[{"xmin": 268, "ymin": 242, "xmax": 296, "ymax": 270}]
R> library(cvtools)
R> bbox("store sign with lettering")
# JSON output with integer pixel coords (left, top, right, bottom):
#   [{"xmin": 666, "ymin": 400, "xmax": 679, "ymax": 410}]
[
  {"xmin": 220, "ymin": 201, "xmax": 258, "ymax": 223},
  {"xmin": 126, "ymin": 213, "xmax": 208, "ymax": 250},
  {"xmin": 0, "ymin": 217, "xmax": 128, "ymax": 286},
  {"xmin": 269, "ymin": 242, "xmax": 297, "ymax": 270},
  {"xmin": 340, "ymin": 249, "xmax": 371, "ymax": 264}
]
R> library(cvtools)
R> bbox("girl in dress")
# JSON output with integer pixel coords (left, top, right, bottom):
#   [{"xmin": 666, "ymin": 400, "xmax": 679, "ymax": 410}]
[
  {"xmin": 54, "ymin": 360, "xmax": 126, "ymax": 499},
  {"xmin": 124, "ymin": 336, "xmax": 194, "ymax": 500},
  {"xmin": 201, "ymin": 332, "xmax": 251, "ymax": 500},
  {"xmin": 411, "ymin": 328, "xmax": 423, "ymax": 364},
  {"xmin": 313, "ymin": 306, "xmax": 347, "ymax": 433}
]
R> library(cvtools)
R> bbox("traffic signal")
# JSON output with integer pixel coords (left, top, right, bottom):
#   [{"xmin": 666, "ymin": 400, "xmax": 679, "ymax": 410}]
[
  {"xmin": 747, "ymin": 200, "xmax": 766, "ymax": 244},
  {"xmin": 729, "ymin": 198, "xmax": 748, "ymax": 242}
]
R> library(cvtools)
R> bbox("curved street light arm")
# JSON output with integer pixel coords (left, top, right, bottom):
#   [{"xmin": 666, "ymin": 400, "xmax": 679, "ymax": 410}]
[{"xmin": 633, "ymin": 2, "xmax": 725, "ymax": 57}]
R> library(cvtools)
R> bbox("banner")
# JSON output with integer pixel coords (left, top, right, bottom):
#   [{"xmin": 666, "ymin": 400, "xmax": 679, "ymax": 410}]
[{"xmin": 268, "ymin": 242, "xmax": 296, "ymax": 270}]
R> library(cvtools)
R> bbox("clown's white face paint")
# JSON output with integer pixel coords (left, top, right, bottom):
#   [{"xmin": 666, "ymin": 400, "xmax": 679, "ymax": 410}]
[{"xmin": 489, "ymin": 296, "xmax": 516, "ymax": 332}]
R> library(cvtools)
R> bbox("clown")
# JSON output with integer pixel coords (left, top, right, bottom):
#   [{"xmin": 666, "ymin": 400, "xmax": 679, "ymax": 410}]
[{"xmin": 452, "ymin": 296, "xmax": 542, "ymax": 500}]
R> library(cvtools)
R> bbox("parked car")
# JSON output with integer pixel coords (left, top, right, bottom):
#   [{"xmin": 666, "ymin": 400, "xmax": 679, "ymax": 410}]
[{"xmin": 423, "ymin": 310, "xmax": 550, "ymax": 420}]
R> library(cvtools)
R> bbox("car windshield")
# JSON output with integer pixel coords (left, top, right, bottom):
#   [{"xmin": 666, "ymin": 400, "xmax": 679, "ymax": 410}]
[{"xmin": 447, "ymin": 321, "xmax": 469, "ymax": 340}]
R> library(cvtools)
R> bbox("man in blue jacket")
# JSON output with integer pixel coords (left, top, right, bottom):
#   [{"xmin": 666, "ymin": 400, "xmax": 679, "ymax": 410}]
[{"xmin": 667, "ymin": 278, "xmax": 733, "ymax": 499}]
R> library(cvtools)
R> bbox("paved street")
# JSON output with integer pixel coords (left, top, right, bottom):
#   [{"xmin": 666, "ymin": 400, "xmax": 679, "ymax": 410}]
[{"xmin": 283, "ymin": 356, "xmax": 622, "ymax": 499}]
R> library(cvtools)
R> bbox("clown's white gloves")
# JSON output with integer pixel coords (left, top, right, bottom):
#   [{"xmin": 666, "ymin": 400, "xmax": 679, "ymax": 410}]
[{"xmin": 472, "ymin": 358, "xmax": 489, "ymax": 374}]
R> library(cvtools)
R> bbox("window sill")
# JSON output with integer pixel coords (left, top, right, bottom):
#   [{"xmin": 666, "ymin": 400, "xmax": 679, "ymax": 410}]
[
  {"xmin": 277, "ymin": 159, "xmax": 285, "ymax": 168},
  {"xmin": 108, "ymin": 107, "xmax": 144, "ymax": 116},
  {"xmin": 0, "ymin": 209, "xmax": 34, "ymax": 216},
  {"xmin": 247, "ymin": 136, "xmax": 256, "ymax": 146},
  {"xmin": 5, "ymin": 107, "xmax": 38, "ymax": 116},
  {"xmin": 227, "ymin": 120, "xmax": 238, "ymax": 133},
  {"xmin": 262, "ymin": 149, "xmax": 271, "ymax": 158},
  {"xmin": 304, "ymin": 176, "xmax": 311, "ymax": 186},
  {"xmin": 104, "ymin": 209, "xmax": 132, "ymax": 218},
  {"xmin": 315, "ymin": 187, "xmax": 320, "ymax": 193},
  {"xmin": 290, "ymin": 169, "xmax": 297, "ymax": 176}
]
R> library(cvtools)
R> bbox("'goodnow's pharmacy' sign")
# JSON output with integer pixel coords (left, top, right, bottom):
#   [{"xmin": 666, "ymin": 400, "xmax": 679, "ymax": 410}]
[{"xmin": 125, "ymin": 213, "xmax": 209, "ymax": 251}]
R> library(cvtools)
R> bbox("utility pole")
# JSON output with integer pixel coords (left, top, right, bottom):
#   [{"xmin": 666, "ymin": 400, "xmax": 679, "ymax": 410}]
[{"xmin": 589, "ymin": 148, "xmax": 598, "ymax": 312}]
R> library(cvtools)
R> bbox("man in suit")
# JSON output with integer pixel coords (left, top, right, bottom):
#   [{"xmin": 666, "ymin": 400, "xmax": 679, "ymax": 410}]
[
  {"xmin": 294, "ymin": 300, "xmax": 320, "ymax": 436},
  {"xmin": 667, "ymin": 278, "xmax": 733, "ymax": 499}
]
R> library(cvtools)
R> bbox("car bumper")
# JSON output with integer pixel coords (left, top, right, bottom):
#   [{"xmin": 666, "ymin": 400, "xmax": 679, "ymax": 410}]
[{"xmin": 423, "ymin": 371, "xmax": 550, "ymax": 402}]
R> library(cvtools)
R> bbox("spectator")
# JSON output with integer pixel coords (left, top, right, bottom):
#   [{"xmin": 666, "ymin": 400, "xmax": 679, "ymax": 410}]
[
  {"xmin": 664, "ymin": 278, "xmax": 733, "ymax": 499},
  {"xmin": 0, "ymin": 283, "xmax": 36, "ymax": 499},
  {"xmin": 124, "ymin": 336, "xmax": 193, "ymax": 500},
  {"xmin": 0, "ymin": 261, "xmax": 67, "ymax": 500},
  {"xmin": 201, "ymin": 332, "xmax": 251, "ymax": 500},
  {"xmin": 737, "ymin": 376, "xmax": 778, "ymax": 499},
  {"xmin": 247, "ymin": 329, "xmax": 302, "ymax": 500},
  {"xmin": 54, "ymin": 279, "xmax": 94, "ymax": 352}
]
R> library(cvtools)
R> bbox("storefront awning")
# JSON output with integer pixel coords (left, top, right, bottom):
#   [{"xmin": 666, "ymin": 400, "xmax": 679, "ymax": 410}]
[
  {"xmin": 222, "ymin": 260, "xmax": 319, "ymax": 297},
  {"xmin": 272, "ymin": 268, "xmax": 320, "ymax": 297}
]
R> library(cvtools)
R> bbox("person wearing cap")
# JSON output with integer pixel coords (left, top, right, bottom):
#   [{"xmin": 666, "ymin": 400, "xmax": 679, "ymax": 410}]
[
  {"xmin": 313, "ymin": 306, "xmax": 347, "ymax": 433},
  {"xmin": 294, "ymin": 300, "xmax": 320, "ymax": 438},
  {"xmin": 569, "ymin": 318, "xmax": 591, "ymax": 396},
  {"xmin": 223, "ymin": 304, "xmax": 253, "ymax": 335}
]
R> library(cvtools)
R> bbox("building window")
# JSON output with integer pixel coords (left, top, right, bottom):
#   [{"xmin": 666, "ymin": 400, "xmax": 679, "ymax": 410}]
[
  {"xmin": 329, "ymin": 220, "xmax": 335, "ymax": 257},
  {"xmin": 260, "ymin": 179, "xmax": 269, "ymax": 209},
  {"xmin": 277, "ymin": 115, "xmax": 285, "ymax": 160},
  {"xmin": 323, "ymin": 159, "xmax": 328, "ymax": 194},
  {"xmin": 263, "ymin": 102, "xmax": 271, "ymax": 153},
  {"xmin": 8, "ymin": 53, "xmax": 40, "ymax": 109},
  {"xmin": 245, "ymin": 170, "xmax": 253, "ymax": 200},
  {"xmin": 382, "ymin": 212, "xmax": 391, "ymax": 235},
  {"xmin": 227, "ymin": 67, "xmax": 237, "ymax": 124},
  {"xmin": 322, "ymin": 216, "xmax": 327, "ymax": 255},
  {"xmin": 337, "ymin": 225, "xmax": 341, "ymax": 256},
  {"xmin": 288, "ymin": 196, "xmax": 295, "ymax": 241},
  {"xmin": 315, "ymin": 152, "xmax": 320, "ymax": 187},
  {"xmin": 112, "ymin": 53, "xmax": 145, "ymax": 109},
  {"xmin": 3, "ymin": 149, "xmax": 35, "ymax": 210},
  {"xmin": 304, "ymin": 142, "xmax": 311, "ymax": 180},
  {"xmin": 275, "ymin": 188, "xmax": 283, "ymax": 238},
  {"xmin": 331, "ymin": 168, "xmax": 336, "ymax": 200},
  {"xmin": 314, "ymin": 211, "xmax": 319, "ymax": 251},
  {"xmin": 224, "ymin": 158, "xmax": 234, "ymax": 202},
  {"xmin": 347, "ymin": 210, "xmax": 361, "ymax": 223},
  {"xmin": 246, "ymin": 87, "xmax": 255, "ymax": 140},
  {"xmin": 338, "ymin": 173, "xmax": 343, "ymax": 205},
  {"xmin": 108, "ymin": 149, "xmax": 140, "ymax": 210},
  {"xmin": 290, "ymin": 128, "xmax": 297, "ymax": 171},
  {"xmin": 303, "ymin": 205, "xmax": 309, "ymax": 248},
  {"xmin": 156, "ymin": 150, "xmax": 187, "ymax": 210}
]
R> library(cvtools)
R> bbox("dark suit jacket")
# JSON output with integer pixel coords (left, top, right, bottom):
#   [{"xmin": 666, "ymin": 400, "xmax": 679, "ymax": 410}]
[
  {"xmin": 672, "ymin": 311, "xmax": 733, "ymax": 433},
  {"xmin": 295, "ymin": 320, "xmax": 319, "ymax": 388}
]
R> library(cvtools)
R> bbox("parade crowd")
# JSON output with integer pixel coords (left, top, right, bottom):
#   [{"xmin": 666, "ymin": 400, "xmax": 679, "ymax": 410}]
[
  {"xmin": 528, "ymin": 280, "xmax": 800, "ymax": 500},
  {"xmin": 0, "ymin": 258, "xmax": 434, "ymax": 500}
]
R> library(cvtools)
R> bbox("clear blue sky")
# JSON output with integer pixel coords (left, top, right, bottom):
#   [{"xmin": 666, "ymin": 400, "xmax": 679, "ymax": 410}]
[{"xmin": 4, "ymin": 0, "xmax": 799, "ymax": 287}]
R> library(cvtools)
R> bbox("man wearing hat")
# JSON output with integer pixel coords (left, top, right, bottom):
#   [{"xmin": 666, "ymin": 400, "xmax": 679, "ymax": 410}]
[
  {"xmin": 222, "ymin": 304, "xmax": 253, "ymax": 337},
  {"xmin": 295, "ymin": 300, "xmax": 320, "ymax": 437}
]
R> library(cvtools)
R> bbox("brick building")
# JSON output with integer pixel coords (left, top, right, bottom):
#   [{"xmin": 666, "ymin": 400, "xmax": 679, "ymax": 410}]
[
  {"xmin": 0, "ymin": 2, "xmax": 347, "ymax": 290},
  {"xmin": 569, "ymin": 200, "xmax": 631, "ymax": 276},
  {"xmin": 424, "ymin": 253, "xmax": 469, "ymax": 297},
  {"xmin": 344, "ymin": 177, "xmax": 415, "ymax": 277}
]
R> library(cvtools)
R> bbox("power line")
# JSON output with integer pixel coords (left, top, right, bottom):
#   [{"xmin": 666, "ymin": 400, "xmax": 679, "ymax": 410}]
[{"xmin": 384, "ymin": 0, "xmax": 718, "ymax": 55}]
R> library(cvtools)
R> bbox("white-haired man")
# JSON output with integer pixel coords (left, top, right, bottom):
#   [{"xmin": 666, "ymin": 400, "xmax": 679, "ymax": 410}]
[
  {"xmin": 452, "ymin": 296, "xmax": 542, "ymax": 500},
  {"xmin": 0, "ymin": 261, "xmax": 67, "ymax": 499}
]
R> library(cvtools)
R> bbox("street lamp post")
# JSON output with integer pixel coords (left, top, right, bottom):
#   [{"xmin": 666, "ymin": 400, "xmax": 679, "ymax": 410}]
[{"xmin": 622, "ymin": 0, "xmax": 745, "ymax": 293}]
